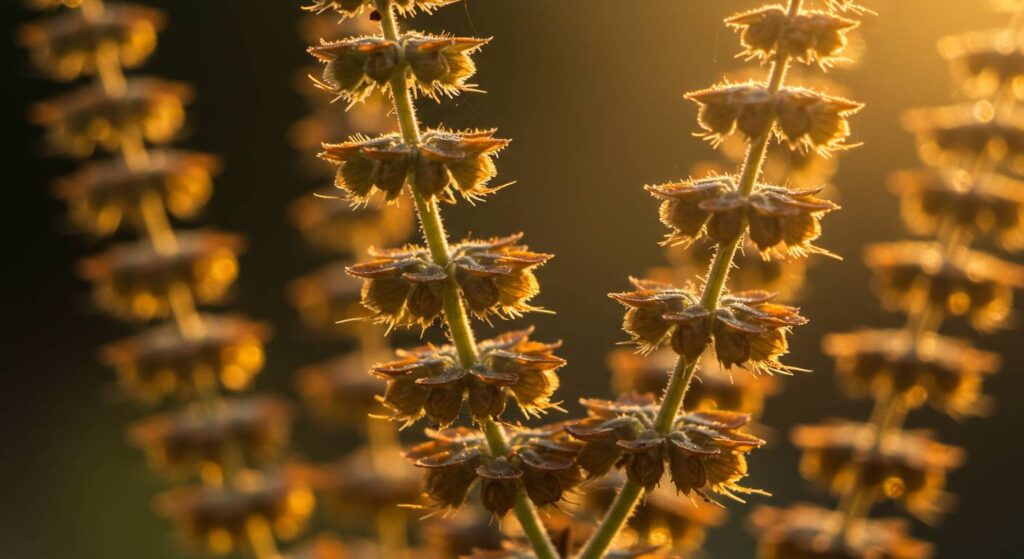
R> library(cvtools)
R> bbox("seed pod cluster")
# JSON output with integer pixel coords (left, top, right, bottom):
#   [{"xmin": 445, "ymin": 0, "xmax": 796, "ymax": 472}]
[
  {"xmin": 19, "ymin": 1, "xmax": 307, "ymax": 554},
  {"xmin": 727, "ymin": 5, "xmax": 858, "ymax": 68},
  {"xmin": 750, "ymin": 505, "xmax": 932, "ymax": 558}
]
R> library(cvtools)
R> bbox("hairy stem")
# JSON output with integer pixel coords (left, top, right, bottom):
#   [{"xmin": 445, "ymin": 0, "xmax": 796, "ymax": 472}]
[
  {"xmin": 373, "ymin": 2, "xmax": 557, "ymax": 556},
  {"xmin": 577, "ymin": 3, "xmax": 802, "ymax": 557}
]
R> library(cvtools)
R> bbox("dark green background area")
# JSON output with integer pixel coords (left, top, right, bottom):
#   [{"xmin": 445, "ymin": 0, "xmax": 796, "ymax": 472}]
[{"xmin": 3, "ymin": 1, "xmax": 1022, "ymax": 557}]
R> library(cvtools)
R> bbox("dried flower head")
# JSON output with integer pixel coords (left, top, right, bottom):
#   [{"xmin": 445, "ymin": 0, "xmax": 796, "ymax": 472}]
[
  {"xmin": 611, "ymin": 279, "xmax": 806, "ymax": 374},
  {"xmin": 648, "ymin": 176, "xmax": 838, "ymax": 258},
  {"xmin": 304, "ymin": 0, "xmax": 457, "ymax": 19},
  {"xmin": 320, "ymin": 128, "xmax": 509, "ymax": 203},
  {"xmin": 749, "ymin": 505, "xmax": 933, "ymax": 559},
  {"xmin": 824, "ymin": 329, "xmax": 1000, "ymax": 418},
  {"xmin": 889, "ymin": 168, "xmax": 1024, "ymax": 250},
  {"xmin": 565, "ymin": 393, "xmax": 765, "ymax": 502},
  {"xmin": 54, "ymin": 150, "xmax": 220, "ymax": 237},
  {"xmin": 347, "ymin": 233, "xmax": 549, "ymax": 328},
  {"xmin": 373, "ymin": 327, "xmax": 563, "ymax": 427},
  {"xmin": 792, "ymin": 422, "xmax": 964, "ymax": 522},
  {"xmin": 864, "ymin": 241, "xmax": 1024, "ymax": 331},
  {"xmin": 158, "ymin": 469, "xmax": 315, "ymax": 554},
  {"xmin": 100, "ymin": 315, "xmax": 268, "ymax": 403},
  {"xmin": 31, "ymin": 78, "xmax": 192, "ymax": 157},
  {"xmin": 406, "ymin": 425, "xmax": 582, "ymax": 515},
  {"xmin": 902, "ymin": 103, "xmax": 1024, "ymax": 171},
  {"xmin": 130, "ymin": 396, "xmax": 291, "ymax": 477},
  {"xmin": 295, "ymin": 351, "xmax": 387, "ymax": 426},
  {"xmin": 314, "ymin": 448, "xmax": 422, "ymax": 519},
  {"xmin": 17, "ymin": 5, "xmax": 164, "ymax": 81},
  {"xmin": 727, "ymin": 6, "xmax": 858, "ymax": 68},
  {"xmin": 289, "ymin": 261, "xmax": 368, "ymax": 337},
  {"xmin": 78, "ymin": 230, "xmax": 243, "ymax": 321},
  {"xmin": 687, "ymin": 82, "xmax": 862, "ymax": 154},
  {"xmin": 288, "ymin": 190, "xmax": 414, "ymax": 254},
  {"xmin": 939, "ymin": 29, "xmax": 1024, "ymax": 99}
]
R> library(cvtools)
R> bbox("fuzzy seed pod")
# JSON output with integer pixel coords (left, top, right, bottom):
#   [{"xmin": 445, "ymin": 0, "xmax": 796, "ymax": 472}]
[
  {"xmin": 649, "ymin": 176, "xmax": 838, "ymax": 258},
  {"xmin": 407, "ymin": 425, "xmax": 581, "ymax": 515},
  {"xmin": 31, "ymin": 78, "xmax": 192, "ymax": 157},
  {"xmin": 101, "ymin": 315, "xmax": 268, "ymax": 404},
  {"xmin": 940, "ymin": 29, "xmax": 1024, "ymax": 99},
  {"xmin": 727, "ymin": 5, "xmax": 858, "ymax": 68},
  {"xmin": 320, "ymin": 128, "xmax": 509, "ymax": 203},
  {"xmin": 611, "ymin": 279, "xmax": 807, "ymax": 374},
  {"xmin": 688, "ymin": 82, "xmax": 862, "ymax": 154},
  {"xmin": 889, "ymin": 169, "xmax": 1024, "ymax": 250},
  {"xmin": 864, "ymin": 241, "xmax": 1024, "ymax": 331},
  {"xmin": 903, "ymin": 104, "xmax": 1024, "ymax": 171},
  {"xmin": 749, "ymin": 505, "xmax": 933, "ymax": 559},
  {"xmin": 130, "ymin": 396, "xmax": 292, "ymax": 477},
  {"xmin": 158, "ymin": 469, "xmax": 315, "ymax": 554},
  {"xmin": 289, "ymin": 261, "xmax": 367, "ymax": 337},
  {"xmin": 304, "ymin": 0, "xmax": 458, "ymax": 19},
  {"xmin": 347, "ymin": 233, "xmax": 549, "ymax": 328},
  {"xmin": 792, "ymin": 422, "xmax": 964, "ymax": 522},
  {"xmin": 54, "ymin": 150, "xmax": 219, "ymax": 237},
  {"xmin": 17, "ymin": 4, "xmax": 163, "ymax": 81},
  {"xmin": 823, "ymin": 330, "xmax": 1000, "ymax": 418},
  {"xmin": 403, "ymin": 34, "xmax": 488, "ymax": 99},
  {"xmin": 288, "ymin": 189, "xmax": 414, "ymax": 254},
  {"xmin": 372, "ymin": 327, "xmax": 563, "ymax": 427},
  {"xmin": 78, "ymin": 230, "xmax": 243, "ymax": 321},
  {"xmin": 566, "ymin": 393, "xmax": 765, "ymax": 503}
]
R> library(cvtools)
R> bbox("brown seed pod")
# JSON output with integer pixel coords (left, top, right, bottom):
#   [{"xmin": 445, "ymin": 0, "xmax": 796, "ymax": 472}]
[
  {"xmin": 54, "ymin": 150, "xmax": 220, "ymax": 237},
  {"xmin": 101, "ymin": 314, "xmax": 269, "ymax": 404},
  {"xmin": 864, "ymin": 241, "xmax": 1024, "ymax": 331},
  {"xmin": 749, "ymin": 505, "xmax": 933, "ymax": 559},
  {"xmin": 823, "ymin": 329, "xmax": 1000, "ymax": 418},
  {"xmin": 727, "ymin": 5, "xmax": 858, "ymax": 68},
  {"xmin": 129, "ymin": 395, "xmax": 292, "ymax": 477},
  {"xmin": 17, "ymin": 4, "xmax": 164, "ymax": 81},
  {"xmin": 792, "ymin": 422, "xmax": 964, "ymax": 522},
  {"xmin": 31, "ymin": 77, "xmax": 192, "ymax": 157},
  {"xmin": 77, "ymin": 230, "xmax": 243, "ymax": 321},
  {"xmin": 372, "ymin": 327, "xmax": 563, "ymax": 427}
]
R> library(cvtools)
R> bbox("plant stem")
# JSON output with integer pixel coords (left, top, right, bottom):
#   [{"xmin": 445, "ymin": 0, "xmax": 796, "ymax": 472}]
[
  {"xmin": 372, "ymin": 2, "xmax": 557, "ymax": 556},
  {"xmin": 577, "ymin": 3, "xmax": 802, "ymax": 557}
]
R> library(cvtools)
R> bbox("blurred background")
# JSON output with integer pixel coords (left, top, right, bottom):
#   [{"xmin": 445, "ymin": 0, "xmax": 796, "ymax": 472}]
[{"xmin": 3, "ymin": 0, "xmax": 1022, "ymax": 557}]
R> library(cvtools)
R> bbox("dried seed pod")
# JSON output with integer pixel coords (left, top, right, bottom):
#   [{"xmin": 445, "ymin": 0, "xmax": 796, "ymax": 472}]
[
  {"xmin": 687, "ymin": 82, "xmax": 861, "ymax": 154},
  {"xmin": 611, "ymin": 279, "xmax": 807, "ymax": 374},
  {"xmin": 288, "ymin": 189, "xmax": 414, "ymax": 254},
  {"xmin": 320, "ymin": 128, "xmax": 509, "ymax": 203},
  {"xmin": 940, "ymin": 29, "xmax": 1024, "ymax": 99},
  {"xmin": 823, "ymin": 330, "xmax": 1000, "ymax": 418},
  {"xmin": 347, "ymin": 233, "xmax": 549, "ymax": 328},
  {"xmin": 309, "ymin": 37, "xmax": 401, "ymax": 103},
  {"xmin": 54, "ymin": 150, "xmax": 220, "ymax": 237},
  {"xmin": 31, "ymin": 77, "xmax": 192, "ymax": 157},
  {"xmin": 313, "ymin": 448, "xmax": 422, "ymax": 520},
  {"xmin": 403, "ymin": 34, "xmax": 488, "ymax": 99},
  {"xmin": 727, "ymin": 5, "xmax": 858, "ymax": 68},
  {"xmin": 372, "ymin": 327, "xmax": 563, "ymax": 426},
  {"xmin": 407, "ymin": 424, "xmax": 581, "ymax": 515},
  {"xmin": 749, "ymin": 505, "xmax": 933, "ymax": 559},
  {"xmin": 902, "ymin": 103, "xmax": 1024, "ymax": 171},
  {"xmin": 792, "ymin": 422, "xmax": 964, "ymax": 522},
  {"xmin": 17, "ymin": 4, "xmax": 164, "ymax": 81},
  {"xmin": 77, "ymin": 230, "xmax": 243, "ymax": 321},
  {"xmin": 130, "ymin": 396, "xmax": 292, "ymax": 477},
  {"xmin": 649, "ymin": 176, "xmax": 838, "ymax": 258},
  {"xmin": 864, "ymin": 241, "xmax": 1024, "ymax": 331},
  {"xmin": 566, "ymin": 394, "xmax": 765, "ymax": 502},
  {"xmin": 158, "ymin": 469, "xmax": 316, "ymax": 554},
  {"xmin": 100, "ymin": 315, "xmax": 269, "ymax": 403},
  {"xmin": 295, "ymin": 351, "xmax": 386, "ymax": 427},
  {"xmin": 608, "ymin": 349, "xmax": 781, "ymax": 418},
  {"xmin": 889, "ymin": 169, "xmax": 1024, "ymax": 250},
  {"xmin": 304, "ymin": 0, "xmax": 458, "ymax": 19},
  {"xmin": 289, "ymin": 261, "xmax": 368, "ymax": 337}
]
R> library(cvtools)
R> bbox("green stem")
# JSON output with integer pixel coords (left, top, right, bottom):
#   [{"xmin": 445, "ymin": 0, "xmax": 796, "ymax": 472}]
[
  {"xmin": 577, "ymin": 3, "xmax": 802, "ymax": 557},
  {"xmin": 373, "ymin": 2, "xmax": 556, "ymax": 556}
]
